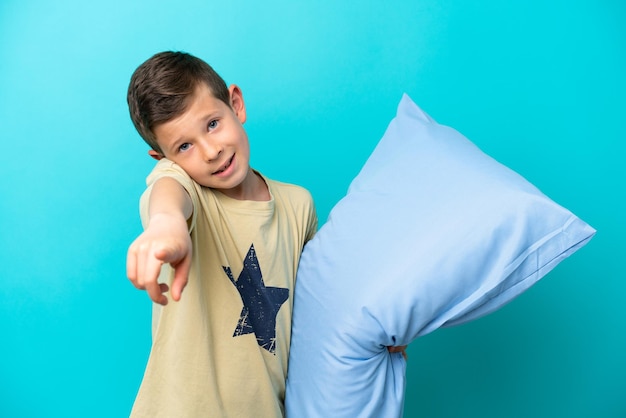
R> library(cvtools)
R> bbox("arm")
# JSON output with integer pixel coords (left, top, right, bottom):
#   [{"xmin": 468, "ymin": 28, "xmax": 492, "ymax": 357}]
[{"xmin": 126, "ymin": 177, "xmax": 193, "ymax": 305}]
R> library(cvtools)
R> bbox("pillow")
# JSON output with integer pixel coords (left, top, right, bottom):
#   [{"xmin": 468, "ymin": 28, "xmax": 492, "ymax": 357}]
[{"xmin": 285, "ymin": 94, "xmax": 595, "ymax": 418}]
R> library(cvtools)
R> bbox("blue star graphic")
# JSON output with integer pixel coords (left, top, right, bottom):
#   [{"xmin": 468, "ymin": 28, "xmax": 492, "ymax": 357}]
[{"xmin": 222, "ymin": 244, "xmax": 289, "ymax": 354}]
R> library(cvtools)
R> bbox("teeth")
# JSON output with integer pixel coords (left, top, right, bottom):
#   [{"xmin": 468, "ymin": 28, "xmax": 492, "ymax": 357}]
[{"xmin": 215, "ymin": 157, "xmax": 232, "ymax": 174}]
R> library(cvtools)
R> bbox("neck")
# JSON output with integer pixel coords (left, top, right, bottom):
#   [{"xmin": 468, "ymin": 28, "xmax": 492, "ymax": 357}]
[{"xmin": 221, "ymin": 169, "xmax": 270, "ymax": 201}]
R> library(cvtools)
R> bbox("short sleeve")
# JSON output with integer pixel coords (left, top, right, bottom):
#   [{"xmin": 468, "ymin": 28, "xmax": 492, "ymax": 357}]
[{"xmin": 139, "ymin": 158, "xmax": 200, "ymax": 232}]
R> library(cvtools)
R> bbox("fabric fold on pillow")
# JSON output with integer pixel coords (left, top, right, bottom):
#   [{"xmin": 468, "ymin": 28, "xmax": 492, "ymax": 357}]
[{"xmin": 286, "ymin": 94, "xmax": 595, "ymax": 418}]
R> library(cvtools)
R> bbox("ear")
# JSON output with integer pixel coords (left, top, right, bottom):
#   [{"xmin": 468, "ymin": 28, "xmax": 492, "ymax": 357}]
[
  {"xmin": 148, "ymin": 150, "xmax": 164, "ymax": 160},
  {"xmin": 228, "ymin": 84, "xmax": 247, "ymax": 124}
]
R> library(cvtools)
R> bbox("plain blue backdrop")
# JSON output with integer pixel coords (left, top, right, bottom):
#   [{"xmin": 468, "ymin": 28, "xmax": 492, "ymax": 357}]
[{"xmin": 1, "ymin": 0, "xmax": 623, "ymax": 416}]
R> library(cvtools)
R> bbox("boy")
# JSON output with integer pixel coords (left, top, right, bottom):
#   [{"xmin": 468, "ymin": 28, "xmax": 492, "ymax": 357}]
[{"xmin": 125, "ymin": 51, "xmax": 317, "ymax": 417}]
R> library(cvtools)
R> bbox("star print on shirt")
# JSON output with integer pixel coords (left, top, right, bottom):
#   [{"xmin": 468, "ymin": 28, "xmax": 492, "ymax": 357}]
[{"xmin": 222, "ymin": 244, "xmax": 289, "ymax": 354}]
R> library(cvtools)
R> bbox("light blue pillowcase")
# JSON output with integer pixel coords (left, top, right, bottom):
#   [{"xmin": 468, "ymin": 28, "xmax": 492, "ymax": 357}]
[{"xmin": 286, "ymin": 94, "xmax": 595, "ymax": 418}]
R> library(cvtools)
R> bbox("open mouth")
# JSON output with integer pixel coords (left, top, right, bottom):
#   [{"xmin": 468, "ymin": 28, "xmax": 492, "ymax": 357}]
[{"xmin": 213, "ymin": 155, "xmax": 234, "ymax": 175}]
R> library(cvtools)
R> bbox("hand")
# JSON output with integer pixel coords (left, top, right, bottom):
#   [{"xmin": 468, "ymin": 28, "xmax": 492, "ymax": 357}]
[
  {"xmin": 126, "ymin": 213, "xmax": 192, "ymax": 305},
  {"xmin": 387, "ymin": 345, "xmax": 408, "ymax": 360}
]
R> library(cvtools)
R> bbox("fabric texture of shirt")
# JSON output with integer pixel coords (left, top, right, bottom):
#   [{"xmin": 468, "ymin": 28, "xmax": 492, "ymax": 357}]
[{"xmin": 130, "ymin": 159, "xmax": 317, "ymax": 418}]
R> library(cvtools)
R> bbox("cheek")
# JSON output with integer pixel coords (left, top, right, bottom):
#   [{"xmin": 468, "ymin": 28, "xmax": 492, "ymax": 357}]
[{"xmin": 237, "ymin": 135, "xmax": 251, "ymax": 158}]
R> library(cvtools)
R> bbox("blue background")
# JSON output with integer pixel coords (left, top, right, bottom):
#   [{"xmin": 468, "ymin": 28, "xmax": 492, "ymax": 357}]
[{"xmin": 1, "ymin": 0, "xmax": 623, "ymax": 416}]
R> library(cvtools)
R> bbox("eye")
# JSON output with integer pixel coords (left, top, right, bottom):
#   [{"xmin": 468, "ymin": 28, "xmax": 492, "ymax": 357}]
[
  {"xmin": 208, "ymin": 119, "xmax": 219, "ymax": 130},
  {"xmin": 178, "ymin": 143, "xmax": 191, "ymax": 152}
]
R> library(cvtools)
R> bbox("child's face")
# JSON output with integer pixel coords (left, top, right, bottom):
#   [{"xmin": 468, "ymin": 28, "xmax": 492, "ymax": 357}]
[{"xmin": 151, "ymin": 83, "xmax": 253, "ymax": 197}]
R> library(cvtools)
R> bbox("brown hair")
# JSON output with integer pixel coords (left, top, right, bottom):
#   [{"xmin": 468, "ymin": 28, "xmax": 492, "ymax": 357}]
[{"xmin": 127, "ymin": 51, "xmax": 230, "ymax": 153}]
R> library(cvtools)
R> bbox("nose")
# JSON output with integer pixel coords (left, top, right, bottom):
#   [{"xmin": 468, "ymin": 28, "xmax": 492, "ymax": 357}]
[{"xmin": 199, "ymin": 138, "xmax": 222, "ymax": 162}]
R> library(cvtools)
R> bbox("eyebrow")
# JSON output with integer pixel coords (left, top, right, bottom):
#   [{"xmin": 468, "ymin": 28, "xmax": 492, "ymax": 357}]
[{"xmin": 166, "ymin": 111, "xmax": 222, "ymax": 153}]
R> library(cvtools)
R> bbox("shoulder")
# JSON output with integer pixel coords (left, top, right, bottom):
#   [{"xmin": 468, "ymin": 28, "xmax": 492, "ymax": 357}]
[
  {"xmin": 146, "ymin": 158, "xmax": 195, "ymax": 188},
  {"xmin": 263, "ymin": 175, "xmax": 317, "ymax": 231},
  {"xmin": 265, "ymin": 176, "xmax": 314, "ymax": 206},
  {"xmin": 145, "ymin": 158, "xmax": 206, "ymax": 204},
  {"xmin": 253, "ymin": 173, "xmax": 318, "ymax": 241}
]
